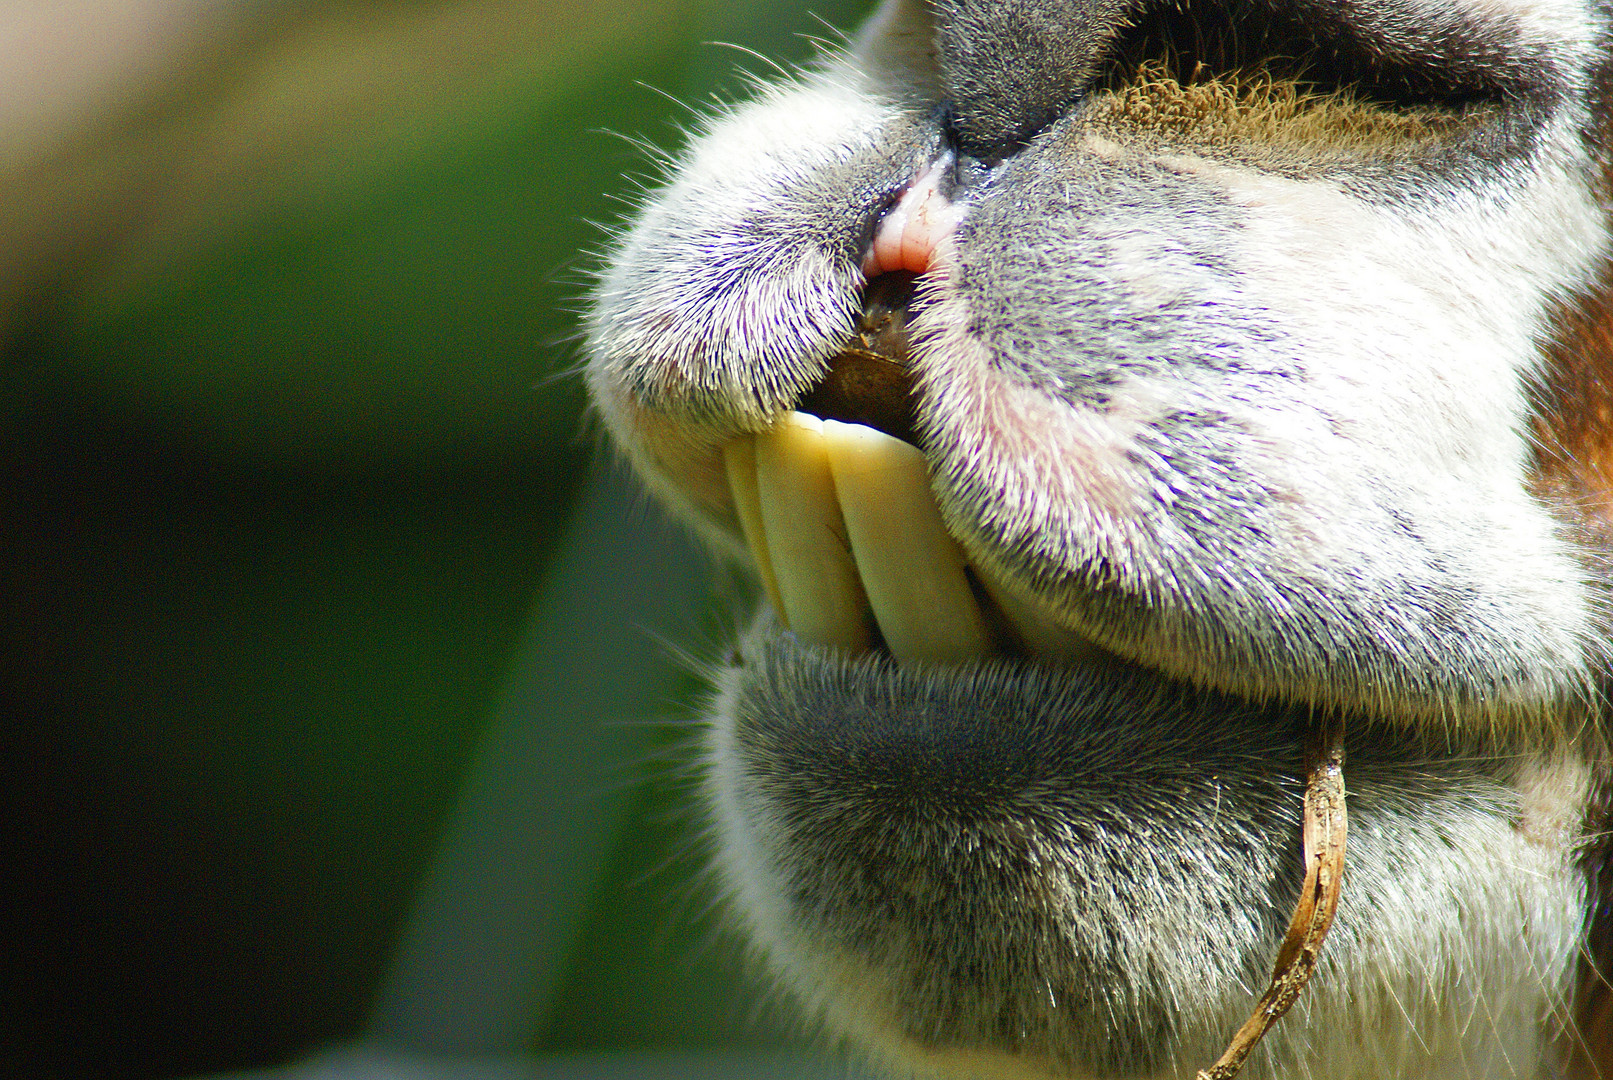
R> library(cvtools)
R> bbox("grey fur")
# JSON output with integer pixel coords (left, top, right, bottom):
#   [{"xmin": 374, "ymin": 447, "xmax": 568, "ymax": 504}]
[
  {"xmin": 585, "ymin": 0, "xmax": 1613, "ymax": 1074},
  {"xmin": 713, "ymin": 637, "xmax": 1561, "ymax": 1076}
]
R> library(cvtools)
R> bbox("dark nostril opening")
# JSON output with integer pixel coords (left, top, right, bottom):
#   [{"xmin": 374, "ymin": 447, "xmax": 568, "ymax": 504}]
[
  {"xmin": 939, "ymin": 97, "xmax": 1022, "ymax": 165},
  {"xmin": 950, "ymin": 152, "xmax": 997, "ymax": 195},
  {"xmin": 798, "ymin": 272, "xmax": 920, "ymax": 447},
  {"xmin": 939, "ymin": 85, "xmax": 1085, "ymax": 164},
  {"xmin": 932, "ymin": 0, "xmax": 1101, "ymax": 161},
  {"xmin": 938, "ymin": 101, "xmax": 1000, "ymax": 163}
]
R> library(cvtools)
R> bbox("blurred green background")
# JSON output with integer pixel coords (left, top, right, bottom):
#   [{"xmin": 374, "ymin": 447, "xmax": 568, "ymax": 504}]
[{"xmin": 0, "ymin": 2, "xmax": 872, "ymax": 1077}]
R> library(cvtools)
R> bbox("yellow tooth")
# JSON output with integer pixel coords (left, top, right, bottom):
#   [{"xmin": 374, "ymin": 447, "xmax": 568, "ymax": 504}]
[
  {"xmin": 972, "ymin": 564, "xmax": 1111, "ymax": 665},
  {"xmin": 725, "ymin": 437, "xmax": 787, "ymax": 623},
  {"xmin": 823, "ymin": 419, "xmax": 993, "ymax": 665},
  {"xmin": 754, "ymin": 413, "xmax": 874, "ymax": 653}
]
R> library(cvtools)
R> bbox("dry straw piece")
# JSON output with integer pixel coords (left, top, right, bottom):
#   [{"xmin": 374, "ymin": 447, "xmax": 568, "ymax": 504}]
[{"xmin": 1197, "ymin": 717, "xmax": 1347, "ymax": 1080}]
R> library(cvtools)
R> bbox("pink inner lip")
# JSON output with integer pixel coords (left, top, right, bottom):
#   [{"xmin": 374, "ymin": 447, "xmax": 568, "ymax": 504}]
[{"xmin": 862, "ymin": 152, "xmax": 965, "ymax": 278}]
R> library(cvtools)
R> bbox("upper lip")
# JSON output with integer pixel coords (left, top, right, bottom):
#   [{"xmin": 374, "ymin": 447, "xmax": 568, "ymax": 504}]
[{"xmin": 723, "ymin": 187, "xmax": 1114, "ymax": 671}]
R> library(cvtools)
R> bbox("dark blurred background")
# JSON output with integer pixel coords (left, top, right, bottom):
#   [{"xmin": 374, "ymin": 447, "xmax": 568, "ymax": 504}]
[{"xmin": 0, "ymin": 2, "xmax": 872, "ymax": 1077}]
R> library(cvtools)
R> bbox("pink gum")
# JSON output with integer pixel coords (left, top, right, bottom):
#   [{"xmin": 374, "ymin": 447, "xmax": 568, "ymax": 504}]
[{"xmin": 862, "ymin": 153, "xmax": 964, "ymax": 278}]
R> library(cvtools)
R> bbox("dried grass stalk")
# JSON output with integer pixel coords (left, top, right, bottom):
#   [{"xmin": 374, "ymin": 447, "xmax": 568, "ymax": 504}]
[{"xmin": 1197, "ymin": 716, "xmax": 1347, "ymax": 1080}]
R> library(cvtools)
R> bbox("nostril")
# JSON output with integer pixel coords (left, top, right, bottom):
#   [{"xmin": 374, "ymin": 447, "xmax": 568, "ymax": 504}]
[
  {"xmin": 932, "ymin": 0, "xmax": 1105, "ymax": 161},
  {"xmin": 939, "ymin": 90, "xmax": 1079, "ymax": 163},
  {"xmin": 950, "ymin": 153, "xmax": 996, "ymax": 193},
  {"xmin": 939, "ymin": 103, "xmax": 1010, "ymax": 174},
  {"xmin": 798, "ymin": 273, "xmax": 921, "ymax": 447}
]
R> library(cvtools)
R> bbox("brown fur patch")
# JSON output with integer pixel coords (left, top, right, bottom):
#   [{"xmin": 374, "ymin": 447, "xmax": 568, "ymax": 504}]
[
  {"xmin": 1538, "ymin": 266, "xmax": 1613, "ymax": 1080},
  {"xmin": 1080, "ymin": 63, "xmax": 1473, "ymax": 156},
  {"xmin": 1534, "ymin": 279, "xmax": 1613, "ymax": 550}
]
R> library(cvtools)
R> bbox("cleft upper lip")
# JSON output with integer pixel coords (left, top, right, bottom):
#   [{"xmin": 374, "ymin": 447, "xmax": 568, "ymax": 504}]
[
  {"xmin": 715, "ymin": 158, "xmax": 1099, "ymax": 672},
  {"xmin": 719, "ymin": 192, "xmax": 1108, "ymax": 671}
]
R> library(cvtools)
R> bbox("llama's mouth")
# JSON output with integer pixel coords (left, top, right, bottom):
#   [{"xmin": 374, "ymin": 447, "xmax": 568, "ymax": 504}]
[{"xmin": 718, "ymin": 264, "xmax": 1112, "ymax": 674}]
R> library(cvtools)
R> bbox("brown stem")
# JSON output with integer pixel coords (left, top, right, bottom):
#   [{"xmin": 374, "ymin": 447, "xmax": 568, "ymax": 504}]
[{"xmin": 1196, "ymin": 715, "xmax": 1347, "ymax": 1080}]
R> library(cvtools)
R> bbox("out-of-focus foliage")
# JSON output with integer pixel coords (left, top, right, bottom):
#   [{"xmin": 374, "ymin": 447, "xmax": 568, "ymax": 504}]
[{"xmin": 0, "ymin": 2, "xmax": 870, "ymax": 1078}]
